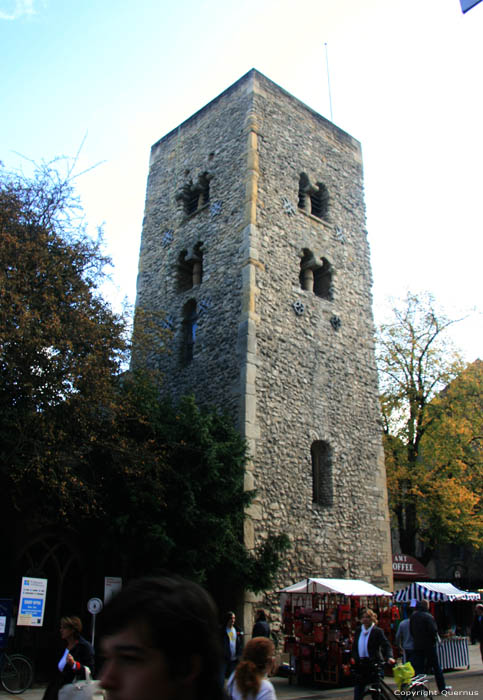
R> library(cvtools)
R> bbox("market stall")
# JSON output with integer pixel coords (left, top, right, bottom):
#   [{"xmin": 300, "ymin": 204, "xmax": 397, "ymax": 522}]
[
  {"xmin": 394, "ymin": 582, "xmax": 481, "ymax": 670},
  {"xmin": 280, "ymin": 578, "xmax": 393, "ymax": 686}
]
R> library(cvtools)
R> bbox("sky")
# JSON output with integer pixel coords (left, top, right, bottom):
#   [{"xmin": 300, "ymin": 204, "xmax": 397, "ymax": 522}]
[{"xmin": 1, "ymin": 0, "xmax": 482, "ymax": 362}]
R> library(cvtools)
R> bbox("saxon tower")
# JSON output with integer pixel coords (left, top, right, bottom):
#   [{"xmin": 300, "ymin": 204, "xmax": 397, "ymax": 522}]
[{"xmin": 134, "ymin": 70, "xmax": 393, "ymax": 622}]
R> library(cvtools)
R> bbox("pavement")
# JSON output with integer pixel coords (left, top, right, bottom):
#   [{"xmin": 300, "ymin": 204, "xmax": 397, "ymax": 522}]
[{"xmin": 1, "ymin": 644, "xmax": 482, "ymax": 699}]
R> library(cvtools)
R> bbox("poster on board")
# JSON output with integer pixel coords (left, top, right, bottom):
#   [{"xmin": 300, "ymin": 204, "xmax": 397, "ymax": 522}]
[
  {"xmin": 0, "ymin": 599, "xmax": 13, "ymax": 649},
  {"xmin": 17, "ymin": 577, "xmax": 47, "ymax": 627},
  {"xmin": 104, "ymin": 577, "xmax": 122, "ymax": 604}
]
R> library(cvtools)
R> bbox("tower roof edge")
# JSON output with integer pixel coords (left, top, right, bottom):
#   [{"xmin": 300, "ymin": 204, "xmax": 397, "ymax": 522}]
[{"xmin": 150, "ymin": 69, "xmax": 360, "ymax": 154}]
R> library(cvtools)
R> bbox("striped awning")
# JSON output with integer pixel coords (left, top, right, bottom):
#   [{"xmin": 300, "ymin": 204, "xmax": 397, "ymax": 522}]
[{"xmin": 394, "ymin": 582, "xmax": 481, "ymax": 602}]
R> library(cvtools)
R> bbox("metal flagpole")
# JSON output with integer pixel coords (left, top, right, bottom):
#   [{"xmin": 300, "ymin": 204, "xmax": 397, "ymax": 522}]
[{"xmin": 324, "ymin": 42, "xmax": 333, "ymax": 122}]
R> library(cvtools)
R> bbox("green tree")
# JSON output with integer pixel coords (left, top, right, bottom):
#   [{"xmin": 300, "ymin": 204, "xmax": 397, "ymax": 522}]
[
  {"xmin": 376, "ymin": 292, "xmax": 482, "ymax": 561},
  {"xmin": 0, "ymin": 162, "xmax": 289, "ymax": 600},
  {"xmin": 0, "ymin": 162, "xmax": 127, "ymax": 524},
  {"xmin": 91, "ymin": 371, "xmax": 289, "ymax": 593}
]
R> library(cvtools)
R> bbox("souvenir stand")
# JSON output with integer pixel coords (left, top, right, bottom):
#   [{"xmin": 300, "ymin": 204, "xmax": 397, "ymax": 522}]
[
  {"xmin": 280, "ymin": 578, "xmax": 393, "ymax": 686},
  {"xmin": 394, "ymin": 582, "xmax": 481, "ymax": 670}
]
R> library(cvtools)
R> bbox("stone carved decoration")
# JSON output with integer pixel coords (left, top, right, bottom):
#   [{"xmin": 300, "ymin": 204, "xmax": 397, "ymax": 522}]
[
  {"xmin": 282, "ymin": 197, "xmax": 296, "ymax": 215},
  {"xmin": 160, "ymin": 314, "xmax": 175, "ymax": 330},
  {"xmin": 162, "ymin": 229, "xmax": 174, "ymax": 247},
  {"xmin": 293, "ymin": 300, "xmax": 305, "ymax": 316},
  {"xmin": 330, "ymin": 315, "xmax": 341, "ymax": 331},
  {"xmin": 199, "ymin": 297, "xmax": 212, "ymax": 315},
  {"xmin": 335, "ymin": 227, "xmax": 346, "ymax": 244},
  {"xmin": 210, "ymin": 200, "xmax": 222, "ymax": 216}
]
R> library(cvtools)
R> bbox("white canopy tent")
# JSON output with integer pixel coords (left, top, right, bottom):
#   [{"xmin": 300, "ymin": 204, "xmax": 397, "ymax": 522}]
[
  {"xmin": 280, "ymin": 577, "xmax": 392, "ymax": 599},
  {"xmin": 394, "ymin": 581, "xmax": 480, "ymax": 602}
]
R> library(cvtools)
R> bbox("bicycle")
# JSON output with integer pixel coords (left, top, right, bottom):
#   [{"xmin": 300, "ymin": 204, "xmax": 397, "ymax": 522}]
[
  {"xmin": 0, "ymin": 650, "xmax": 34, "ymax": 694},
  {"xmin": 355, "ymin": 660, "xmax": 429, "ymax": 700}
]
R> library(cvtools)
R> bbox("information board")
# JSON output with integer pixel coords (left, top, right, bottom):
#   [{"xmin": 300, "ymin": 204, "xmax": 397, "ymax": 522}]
[
  {"xmin": 17, "ymin": 577, "xmax": 47, "ymax": 627},
  {"xmin": 104, "ymin": 576, "xmax": 122, "ymax": 604},
  {"xmin": 0, "ymin": 599, "xmax": 13, "ymax": 649}
]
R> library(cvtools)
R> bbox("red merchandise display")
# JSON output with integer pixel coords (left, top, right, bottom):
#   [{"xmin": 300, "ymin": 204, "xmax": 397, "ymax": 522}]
[{"xmin": 280, "ymin": 578, "xmax": 394, "ymax": 686}]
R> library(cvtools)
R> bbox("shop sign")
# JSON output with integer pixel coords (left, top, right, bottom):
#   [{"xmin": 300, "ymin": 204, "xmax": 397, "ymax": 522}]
[{"xmin": 392, "ymin": 554, "xmax": 429, "ymax": 580}]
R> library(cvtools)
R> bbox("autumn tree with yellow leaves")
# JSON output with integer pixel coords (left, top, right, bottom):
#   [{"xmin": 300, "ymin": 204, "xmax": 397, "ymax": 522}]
[{"xmin": 377, "ymin": 293, "xmax": 482, "ymax": 563}]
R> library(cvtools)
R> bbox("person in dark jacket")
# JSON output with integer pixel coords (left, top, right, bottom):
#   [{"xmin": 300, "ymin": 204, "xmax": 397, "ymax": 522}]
[
  {"xmin": 42, "ymin": 616, "xmax": 95, "ymax": 700},
  {"xmin": 471, "ymin": 603, "xmax": 483, "ymax": 662},
  {"xmin": 251, "ymin": 610, "xmax": 270, "ymax": 639},
  {"xmin": 351, "ymin": 609, "xmax": 394, "ymax": 700},
  {"xmin": 410, "ymin": 599, "xmax": 450, "ymax": 694},
  {"xmin": 221, "ymin": 611, "xmax": 244, "ymax": 682}
]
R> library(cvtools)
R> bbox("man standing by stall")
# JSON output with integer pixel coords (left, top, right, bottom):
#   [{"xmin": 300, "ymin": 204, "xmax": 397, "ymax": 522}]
[
  {"xmin": 410, "ymin": 599, "xmax": 451, "ymax": 694},
  {"xmin": 351, "ymin": 609, "xmax": 395, "ymax": 700}
]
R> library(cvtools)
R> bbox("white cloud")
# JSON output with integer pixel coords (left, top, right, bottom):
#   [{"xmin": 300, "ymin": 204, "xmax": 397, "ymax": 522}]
[{"xmin": 0, "ymin": 0, "xmax": 37, "ymax": 20}]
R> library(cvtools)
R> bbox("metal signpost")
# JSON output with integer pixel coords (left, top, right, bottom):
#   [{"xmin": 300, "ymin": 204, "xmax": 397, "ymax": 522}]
[{"xmin": 87, "ymin": 597, "xmax": 103, "ymax": 646}]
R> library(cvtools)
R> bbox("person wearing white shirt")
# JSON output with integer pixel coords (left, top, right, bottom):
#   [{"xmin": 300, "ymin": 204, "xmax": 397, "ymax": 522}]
[{"xmin": 351, "ymin": 609, "xmax": 394, "ymax": 700}]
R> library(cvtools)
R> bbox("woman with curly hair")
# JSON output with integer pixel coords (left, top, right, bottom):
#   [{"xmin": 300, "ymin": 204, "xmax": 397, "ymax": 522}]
[{"xmin": 226, "ymin": 637, "xmax": 276, "ymax": 700}]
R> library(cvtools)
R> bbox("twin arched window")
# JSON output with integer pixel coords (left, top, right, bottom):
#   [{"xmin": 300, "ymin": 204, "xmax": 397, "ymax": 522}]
[
  {"xmin": 176, "ymin": 172, "xmax": 211, "ymax": 216},
  {"xmin": 298, "ymin": 173, "xmax": 329, "ymax": 220},
  {"xmin": 177, "ymin": 243, "xmax": 203, "ymax": 292},
  {"xmin": 299, "ymin": 249, "xmax": 333, "ymax": 300}
]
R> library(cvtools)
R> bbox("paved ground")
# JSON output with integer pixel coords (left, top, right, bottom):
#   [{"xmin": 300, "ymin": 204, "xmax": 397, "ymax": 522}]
[{"xmin": 1, "ymin": 643, "xmax": 481, "ymax": 699}]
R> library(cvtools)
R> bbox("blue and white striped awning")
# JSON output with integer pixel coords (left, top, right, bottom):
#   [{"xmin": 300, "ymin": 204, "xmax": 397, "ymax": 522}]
[{"xmin": 394, "ymin": 582, "xmax": 480, "ymax": 602}]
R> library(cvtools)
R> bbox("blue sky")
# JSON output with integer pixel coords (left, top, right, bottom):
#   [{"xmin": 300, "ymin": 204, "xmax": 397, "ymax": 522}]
[{"xmin": 1, "ymin": 0, "xmax": 482, "ymax": 361}]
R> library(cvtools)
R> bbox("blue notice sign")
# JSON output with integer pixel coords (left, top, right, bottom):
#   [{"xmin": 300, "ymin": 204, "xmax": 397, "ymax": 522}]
[
  {"xmin": 0, "ymin": 599, "xmax": 13, "ymax": 650},
  {"xmin": 17, "ymin": 578, "xmax": 47, "ymax": 627}
]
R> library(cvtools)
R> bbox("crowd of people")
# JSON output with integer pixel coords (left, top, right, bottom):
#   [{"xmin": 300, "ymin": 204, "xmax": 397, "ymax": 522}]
[{"xmin": 41, "ymin": 575, "xmax": 482, "ymax": 700}]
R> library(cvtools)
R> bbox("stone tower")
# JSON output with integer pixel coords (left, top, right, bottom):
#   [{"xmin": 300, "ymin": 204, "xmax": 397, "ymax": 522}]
[{"xmin": 134, "ymin": 69, "xmax": 393, "ymax": 623}]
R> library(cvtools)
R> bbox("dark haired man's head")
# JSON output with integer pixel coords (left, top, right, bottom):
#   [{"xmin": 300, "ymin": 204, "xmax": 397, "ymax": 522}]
[
  {"xmin": 99, "ymin": 575, "xmax": 223, "ymax": 700},
  {"xmin": 224, "ymin": 611, "xmax": 236, "ymax": 627}
]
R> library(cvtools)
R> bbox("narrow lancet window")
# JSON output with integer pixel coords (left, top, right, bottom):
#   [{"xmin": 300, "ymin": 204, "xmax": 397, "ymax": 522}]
[{"xmin": 311, "ymin": 440, "xmax": 333, "ymax": 507}]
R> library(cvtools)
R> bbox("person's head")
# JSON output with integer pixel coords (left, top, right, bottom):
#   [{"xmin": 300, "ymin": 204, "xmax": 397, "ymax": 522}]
[
  {"xmin": 418, "ymin": 599, "xmax": 430, "ymax": 612},
  {"xmin": 255, "ymin": 609, "xmax": 267, "ymax": 622},
  {"xmin": 60, "ymin": 616, "xmax": 82, "ymax": 641},
  {"xmin": 99, "ymin": 575, "xmax": 223, "ymax": 700},
  {"xmin": 234, "ymin": 637, "xmax": 275, "ymax": 698},
  {"xmin": 360, "ymin": 609, "xmax": 378, "ymax": 629},
  {"xmin": 225, "ymin": 611, "xmax": 236, "ymax": 628},
  {"xmin": 475, "ymin": 603, "xmax": 483, "ymax": 615}
]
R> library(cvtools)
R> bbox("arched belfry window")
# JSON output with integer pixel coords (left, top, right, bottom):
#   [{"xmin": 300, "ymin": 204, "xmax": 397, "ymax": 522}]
[
  {"xmin": 176, "ymin": 172, "xmax": 211, "ymax": 216},
  {"xmin": 177, "ymin": 243, "xmax": 203, "ymax": 292},
  {"xmin": 311, "ymin": 440, "xmax": 333, "ymax": 507},
  {"xmin": 299, "ymin": 250, "xmax": 333, "ymax": 300},
  {"xmin": 298, "ymin": 173, "xmax": 329, "ymax": 220},
  {"xmin": 181, "ymin": 299, "xmax": 197, "ymax": 365}
]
